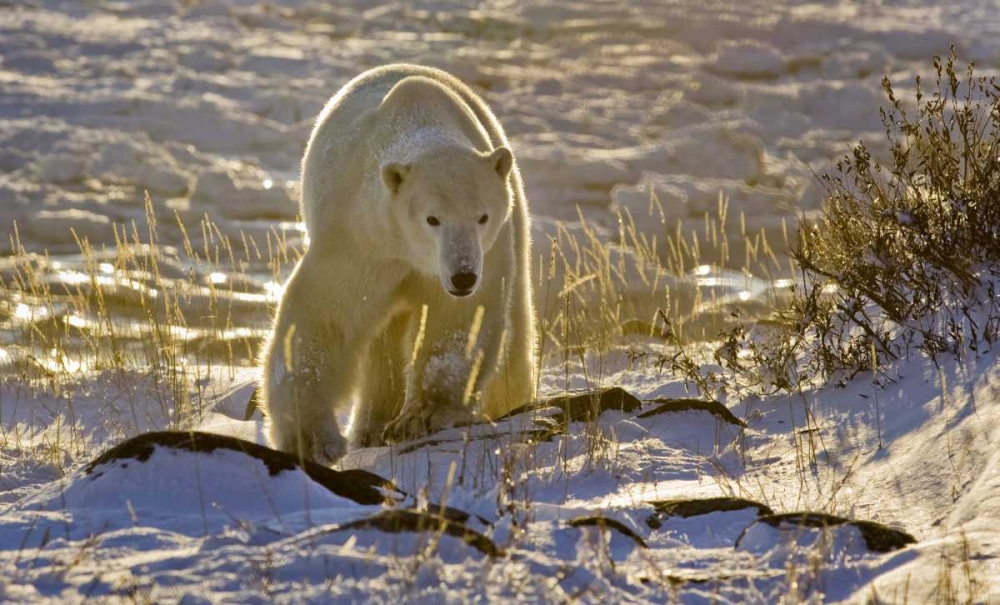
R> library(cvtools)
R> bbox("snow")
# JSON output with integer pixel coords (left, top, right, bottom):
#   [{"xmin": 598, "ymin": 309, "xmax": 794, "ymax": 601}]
[
  {"xmin": 13, "ymin": 446, "xmax": 364, "ymax": 540},
  {"xmin": 2, "ymin": 0, "xmax": 1000, "ymax": 602},
  {"xmin": 2, "ymin": 0, "xmax": 995, "ymax": 255},
  {"xmin": 708, "ymin": 40, "xmax": 788, "ymax": 79},
  {"xmin": 2, "ymin": 341, "xmax": 997, "ymax": 601},
  {"xmin": 190, "ymin": 166, "xmax": 296, "ymax": 220}
]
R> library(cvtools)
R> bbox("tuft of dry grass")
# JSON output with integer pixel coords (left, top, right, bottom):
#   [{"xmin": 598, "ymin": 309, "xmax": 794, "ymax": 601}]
[
  {"xmin": 0, "ymin": 194, "xmax": 300, "ymax": 459},
  {"xmin": 792, "ymin": 48, "xmax": 1000, "ymax": 378},
  {"xmin": 655, "ymin": 50, "xmax": 1000, "ymax": 405}
]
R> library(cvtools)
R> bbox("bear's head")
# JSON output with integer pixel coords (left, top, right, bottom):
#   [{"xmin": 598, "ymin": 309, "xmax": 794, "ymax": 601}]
[{"xmin": 381, "ymin": 145, "xmax": 513, "ymax": 298}]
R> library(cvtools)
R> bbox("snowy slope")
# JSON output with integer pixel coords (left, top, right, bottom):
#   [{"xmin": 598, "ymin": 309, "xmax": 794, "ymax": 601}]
[{"xmin": 2, "ymin": 343, "xmax": 997, "ymax": 602}]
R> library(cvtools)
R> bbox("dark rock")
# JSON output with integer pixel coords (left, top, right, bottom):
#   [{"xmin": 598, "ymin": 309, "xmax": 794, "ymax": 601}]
[
  {"xmin": 637, "ymin": 398, "xmax": 746, "ymax": 427},
  {"xmin": 395, "ymin": 422, "xmax": 563, "ymax": 455},
  {"xmin": 336, "ymin": 510, "xmax": 504, "ymax": 557},
  {"xmin": 86, "ymin": 431, "xmax": 483, "ymax": 525},
  {"xmin": 499, "ymin": 387, "xmax": 642, "ymax": 423},
  {"xmin": 646, "ymin": 497, "xmax": 773, "ymax": 528},
  {"xmin": 86, "ymin": 431, "xmax": 394, "ymax": 506},
  {"xmin": 737, "ymin": 511, "xmax": 917, "ymax": 553},
  {"xmin": 569, "ymin": 515, "xmax": 648, "ymax": 548}
]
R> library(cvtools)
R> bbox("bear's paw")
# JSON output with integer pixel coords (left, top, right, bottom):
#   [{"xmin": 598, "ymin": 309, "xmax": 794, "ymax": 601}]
[{"xmin": 382, "ymin": 401, "xmax": 479, "ymax": 443}]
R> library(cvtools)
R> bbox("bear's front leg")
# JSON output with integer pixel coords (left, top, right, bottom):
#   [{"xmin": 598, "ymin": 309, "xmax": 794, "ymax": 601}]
[
  {"xmin": 382, "ymin": 308, "xmax": 501, "ymax": 443},
  {"xmin": 263, "ymin": 322, "xmax": 350, "ymax": 465}
]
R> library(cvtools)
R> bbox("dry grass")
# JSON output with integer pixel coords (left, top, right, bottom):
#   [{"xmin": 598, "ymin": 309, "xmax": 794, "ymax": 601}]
[{"xmin": 0, "ymin": 193, "xmax": 298, "ymax": 457}]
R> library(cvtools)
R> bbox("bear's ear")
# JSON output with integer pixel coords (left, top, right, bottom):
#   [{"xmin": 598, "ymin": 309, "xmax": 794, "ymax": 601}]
[
  {"xmin": 381, "ymin": 162, "xmax": 410, "ymax": 194},
  {"xmin": 488, "ymin": 147, "xmax": 513, "ymax": 180}
]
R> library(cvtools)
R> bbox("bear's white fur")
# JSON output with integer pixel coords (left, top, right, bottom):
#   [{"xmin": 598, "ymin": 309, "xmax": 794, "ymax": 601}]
[{"xmin": 261, "ymin": 64, "xmax": 536, "ymax": 464}]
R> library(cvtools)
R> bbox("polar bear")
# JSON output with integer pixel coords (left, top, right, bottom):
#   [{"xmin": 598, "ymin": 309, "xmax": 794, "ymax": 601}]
[{"xmin": 261, "ymin": 64, "xmax": 536, "ymax": 464}]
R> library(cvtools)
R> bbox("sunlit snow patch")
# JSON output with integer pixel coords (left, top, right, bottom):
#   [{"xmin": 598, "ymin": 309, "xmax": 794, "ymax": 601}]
[{"xmin": 4, "ymin": 432, "xmax": 399, "ymax": 544}]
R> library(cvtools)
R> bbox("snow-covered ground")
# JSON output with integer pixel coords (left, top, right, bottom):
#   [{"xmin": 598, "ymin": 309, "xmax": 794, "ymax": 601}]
[
  {"xmin": 2, "ymin": 347, "xmax": 998, "ymax": 602},
  {"xmin": 2, "ymin": 0, "xmax": 1000, "ymax": 602}
]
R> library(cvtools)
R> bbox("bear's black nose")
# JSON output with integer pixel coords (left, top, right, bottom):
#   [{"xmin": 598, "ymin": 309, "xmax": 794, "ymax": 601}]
[{"xmin": 450, "ymin": 272, "xmax": 477, "ymax": 294}]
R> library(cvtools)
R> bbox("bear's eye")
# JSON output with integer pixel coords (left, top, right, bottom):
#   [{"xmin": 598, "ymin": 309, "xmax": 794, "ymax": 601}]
[
  {"xmin": 426, "ymin": 216, "xmax": 440, "ymax": 227},
  {"xmin": 478, "ymin": 214, "xmax": 489, "ymax": 225}
]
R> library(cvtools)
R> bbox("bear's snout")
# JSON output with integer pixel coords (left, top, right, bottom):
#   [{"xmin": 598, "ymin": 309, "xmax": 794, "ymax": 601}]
[{"xmin": 449, "ymin": 271, "xmax": 477, "ymax": 297}]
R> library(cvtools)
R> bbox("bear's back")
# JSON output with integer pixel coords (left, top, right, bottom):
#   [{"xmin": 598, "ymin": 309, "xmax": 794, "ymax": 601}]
[{"xmin": 300, "ymin": 65, "xmax": 502, "ymax": 240}]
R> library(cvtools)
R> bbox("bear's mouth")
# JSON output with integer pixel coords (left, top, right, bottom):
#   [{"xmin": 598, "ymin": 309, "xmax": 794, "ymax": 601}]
[{"xmin": 448, "ymin": 287, "xmax": 474, "ymax": 298}]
